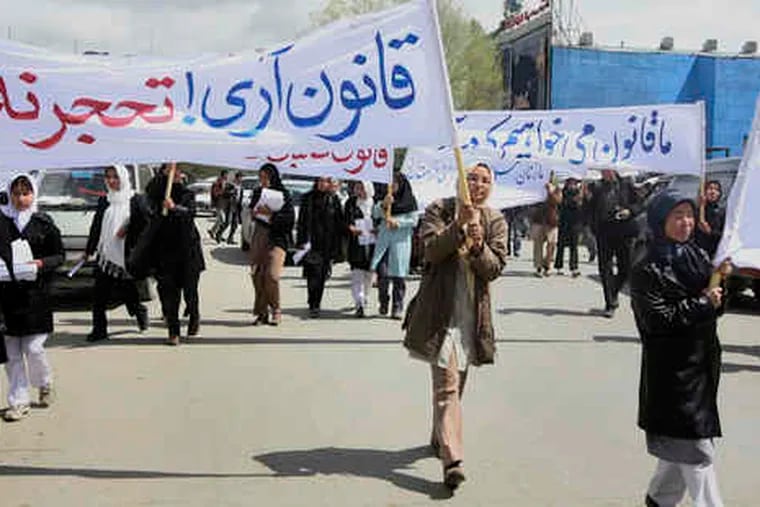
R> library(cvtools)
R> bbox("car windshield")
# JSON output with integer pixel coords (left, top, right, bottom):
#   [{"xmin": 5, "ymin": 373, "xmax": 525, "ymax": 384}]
[
  {"xmin": 37, "ymin": 168, "xmax": 113, "ymax": 209},
  {"xmin": 242, "ymin": 178, "xmax": 258, "ymax": 190}
]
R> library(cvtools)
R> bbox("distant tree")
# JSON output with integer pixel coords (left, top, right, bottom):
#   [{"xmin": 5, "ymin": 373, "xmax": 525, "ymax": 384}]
[{"xmin": 311, "ymin": 0, "xmax": 503, "ymax": 111}]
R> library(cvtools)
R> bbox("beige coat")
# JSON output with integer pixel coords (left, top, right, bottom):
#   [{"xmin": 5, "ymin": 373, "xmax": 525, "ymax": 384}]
[{"xmin": 403, "ymin": 198, "xmax": 508, "ymax": 366}]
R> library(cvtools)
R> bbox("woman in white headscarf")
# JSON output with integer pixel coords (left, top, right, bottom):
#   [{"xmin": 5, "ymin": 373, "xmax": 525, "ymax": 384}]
[
  {"xmin": 344, "ymin": 180, "xmax": 376, "ymax": 318},
  {"xmin": 84, "ymin": 165, "xmax": 149, "ymax": 342},
  {"xmin": 0, "ymin": 173, "xmax": 64, "ymax": 422}
]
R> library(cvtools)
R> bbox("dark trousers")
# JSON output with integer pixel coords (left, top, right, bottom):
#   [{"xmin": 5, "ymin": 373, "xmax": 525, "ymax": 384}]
[
  {"xmin": 227, "ymin": 207, "xmax": 241, "ymax": 241},
  {"xmin": 377, "ymin": 254, "xmax": 406, "ymax": 313},
  {"xmin": 156, "ymin": 265, "xmax": 200, "ymax": 337},
  {"xmin": 305, "ymin": 261, "xmax": 331, "ymax": 310},
  {"xmin": 596, "ymin": 233, "xmax": 632, "ymax": 310},
  {"xmin": 92, "ymin": 268, "xmax": 145, "ymax": 335},
  {"xmin": 507, "ymin": 216, "xmax": 522, "ymax": 256},
  {"xmin": 555, "ymin": 226, "xmax": 579, "ymax": 271}
]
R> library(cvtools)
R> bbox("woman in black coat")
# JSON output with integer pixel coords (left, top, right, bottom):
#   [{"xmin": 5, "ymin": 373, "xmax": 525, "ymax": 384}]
[
  {"xmin": 145, "ymin": 164, "xmax": 205, "ymax": 346},
  {"xmin": 296, "ymin": 177, "xmax": 344, "ymax": 318},
  {"xmin": 695, "ymin": 180, "xmax": 726, "ymax": 259},
  {"xmin": 0, "ymin": 174, "xmax": 63, "ymax": 422},
  {"xmin": 248, "ymin": 163, "xmax": 295, "ymax": 326},
  {"xmin": 84, "ymin": 165, "xmax": 149, "ymax": 342},
  {"xmin": 630, "ymin": 189, "xmax": 725, "ymax": 507}
]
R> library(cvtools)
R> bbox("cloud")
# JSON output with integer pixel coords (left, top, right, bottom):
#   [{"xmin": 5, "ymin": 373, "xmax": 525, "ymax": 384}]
[{"xmin": 0, "ymin": 0, "xmax": 322, "ymax": 56}]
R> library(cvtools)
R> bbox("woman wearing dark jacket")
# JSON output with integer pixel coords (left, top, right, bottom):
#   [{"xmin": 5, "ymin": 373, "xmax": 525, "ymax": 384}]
[
  {"xmin": 84, "ymin": 165, "xmax": 149, "ymax": 342},
  {"xmin": 344, "ymin": 181, "xmax": 376, "ymax": 318},
  {"xmin": 695, "ymin": 180, "xmax": 726, "ymax": 259},
  {"xmin": 145, "ymin": 164, "xmax": 205, "ymax": 346},
  {"xmin": 296, "ymin": 177, "xmax": 344, "ymax": 318},
  {"xmin": 248, "ymin": 164, "xmax": 295, "ymax": 326},
  {"xmin": 0, "ymin": 174, "xmax": 64, "ymax": 422},
  {"xmin": 631, "ymin": 189, "xmax": 725, "ymax": 507}
]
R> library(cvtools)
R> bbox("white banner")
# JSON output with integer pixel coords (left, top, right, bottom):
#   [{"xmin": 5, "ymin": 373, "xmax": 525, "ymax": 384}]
[
  {"xmin": 714, "ymin": 95, "xmax": 760, "ymax": 270},
  {"xmin": 404, "ymin": 103, "xmax": 705, "ymax": 209},
  {"xmin": 0, "ymin": 0, "xmax": 450, "ymax": 183}
]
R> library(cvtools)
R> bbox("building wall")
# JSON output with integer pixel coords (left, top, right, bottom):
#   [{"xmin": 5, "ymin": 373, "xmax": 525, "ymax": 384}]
[{"xmin": 550, "ymin": 46, "xmax": 760, "ymax": 158}]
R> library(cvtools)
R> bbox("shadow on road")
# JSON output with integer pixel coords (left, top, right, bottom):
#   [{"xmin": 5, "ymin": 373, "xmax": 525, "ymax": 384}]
[
  {"xmin": 593, "ymin": 335, "xmax": 760, "ymax": 374},
  {"xmin": 499, "ymin": 307, "xmax": 603, "ymax": 318},
  {"xmin": 0, "ymin": 464, "xmax": 271, "ymax": 479},
  {"xmin": 253, "ymin": 445, "xmax": 452, "ymax": 500},
  {"xmin": 209, "ymin": 246, "xmax": 249, "ymax": 266}
]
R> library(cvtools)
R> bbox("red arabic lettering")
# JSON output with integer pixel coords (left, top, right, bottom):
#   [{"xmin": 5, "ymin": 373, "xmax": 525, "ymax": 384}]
[
  {"xmin": 0, "ymin": 76, "xmax": 41, "ymax": 120},
  {"xmin": 373, "ymin": 148, "xmax": 389, "ymax": 169},
  {"xmin": 22, "ymin": 103, "xmax": 68, "ymax": 150},
  {"xmin": 267, "ymin": 153, "xmax": 290, "ymax": 163},
  {"xmin": 344, "ymin": 148, "xmax": 371, "ymax": 175},
  {"xmin": 332, "ymin": 150, "xmax": 353, "ymax": 163}
]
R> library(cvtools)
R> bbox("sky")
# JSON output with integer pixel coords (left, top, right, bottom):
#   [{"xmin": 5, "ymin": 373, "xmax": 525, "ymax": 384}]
[{"xmin": 0, "ymin": 0, "xmax": 757, "ymax": 56}]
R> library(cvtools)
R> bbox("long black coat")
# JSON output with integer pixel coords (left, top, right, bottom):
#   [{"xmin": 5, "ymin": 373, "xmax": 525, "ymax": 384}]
[
  {"xmin": 0, "ymin": 212, "xmax": 64, "ymax": 336},
  {"xmin": 586, "ymin": 177, "xmax": 641, "ymax": 238},
  {"xmin": 248, "ymin": 187, "xmax": 295, "ymax": 252},
  {"xmin": 343, "ymin": 196, "xmax": 374, "ymax": 271},
  {"xmin": 85, "ymin": 195, "xmax": 146, "ymax": 261},
  {"xmin": 145, "ymin": 176, "xmax": 205, "ymax": 276},
  {"xmin": 630, "ymin": 247, "xmax": 722, "ymax": 439},
  {"xmin": 296, "ymin": 190, "xmax": 343, "ymax": 265}
]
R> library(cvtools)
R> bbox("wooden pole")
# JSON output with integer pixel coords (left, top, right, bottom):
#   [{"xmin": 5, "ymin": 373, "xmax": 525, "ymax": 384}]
[
  {"xmin": 162, "ymin": 162, "xmax": 176, "ymax": 217},
  {"xmin": 454, "ymin": 146, "xmax": 472, "ymax": 206},
  {"xmin": 699, "ymin": 178, "xmax": 707, "ymax": 224}
]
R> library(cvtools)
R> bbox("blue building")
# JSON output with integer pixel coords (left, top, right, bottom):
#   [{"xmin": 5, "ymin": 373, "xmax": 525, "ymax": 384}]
[{"xmin": 550, "ymin": 46, "xmax": 760, "ymax": 158}]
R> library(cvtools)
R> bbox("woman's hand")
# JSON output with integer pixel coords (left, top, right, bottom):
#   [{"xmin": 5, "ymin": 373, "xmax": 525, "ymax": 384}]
[
  {"xmin": 116, "ymin": 226, "xmax": 128, "ymax": 239},
  {"xmin": 382, "ymin": 193, "xmax": 394, "ymax": 210},
  {"xmin": 255, "ymin": 205, "xmax": 272, "ymax": 217},
  {"xmin": 703, "ymin": 287, "xmax": 723, "ymax": 308},
  {"xmin": 457, "ymin": 204, "xmax": 481, "ymax": 227},
  {"xmin": 163, "ymin": 198, "xmax": 175, "ymax": 211},
  {"xmin": 30, "ymin": 259, "xmax": 43, "ymax": 269},
  {"xmin": 698, "ymin": 220, "xmax": 712, "ymax": 234},
  {"xmin": 348, "ymin": 225, "xmax": 361, "ymax": 236},
  {"xmin": 386, "ymin": 218, "xmax": 400, "ymax": 230},
  {"xmin": 466, "ymin": 222, "xmax": 484, "ymax": 249}
]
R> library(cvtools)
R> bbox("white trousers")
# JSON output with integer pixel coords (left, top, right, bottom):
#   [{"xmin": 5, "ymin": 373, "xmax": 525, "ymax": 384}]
[
  {"xmin": 648, "ymin": 458, "xmax": 723, "ymax": 507},
  {"xmin": 4, "ymin": 333, "xmax": 52, "ymax": 407},
  {"xmin": 351, "ymin": 269, "xmax": 373, "ymax": 308}
]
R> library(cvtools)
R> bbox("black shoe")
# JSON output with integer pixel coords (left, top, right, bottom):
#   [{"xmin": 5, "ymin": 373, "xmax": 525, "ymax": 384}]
[
  {"xmin": 603, "ymin": 307, "xmax": 616, "ymax": 319},
  {"xmin": 309, "ymin": 308, "xmax": 320, "ymax": 319},
  {"xmin": 355, "ymin": 306, "xmax": 365, "ymax": 318},
  {"xmin": 378, "ymin": 304, "xmax": 389, "ymax": 316},
  {"xmin": 86, "ymin": 331, "xmax": 108, "ymax": 342},
  {"xmin": 252, "ymin": 314, "xmax": 269, "ymax": 326},
  {"xmin": 226, "ymin": 238, "xmax": 236, "ymax": 245},
  {"xmin": 391, "ymin": 310, "xmax": 402, "ymax": 320},
  {"xmin": 136, "ymin": 307, "xmax": 150, "ymax": 332},
  {"xmin": 645, "ymin": 494, "xmax": 659, "ymax": 507},
  {"xmin": 188, "ymin": 316, "xmax": 200, "ymax": 337},
  {"xmin": 443, "ymin": 461, "xmax": 466, "ymax": 491}
]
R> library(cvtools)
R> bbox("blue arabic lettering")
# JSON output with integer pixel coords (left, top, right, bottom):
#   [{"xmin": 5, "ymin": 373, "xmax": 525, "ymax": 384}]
[
  {"xmin": 659, "ymin": 120, "xmax": 672, "ymax": 155},
  {"xmin": 569, "ymin": 124, "xmax": 596, "ymax": 165},
  {"xmin": 229, "ymin": 87, "xmax": 273, "ymax": 139},
  {"xmin": 621, "ymin": 115, "xmax": 638, "ymax": 160},
  {"xmin": 640, "ymin": 110, "xmax": 658, "ymax": 153},
  {"xmin": 201, "ymin": 80, "xmax": 253, "ymax": 128},
  {"xmin": 286, "ymin": 71, "xmax": 334, "ymax": 128},
  {"xmin": 317, "ymin": 74, "xmax": 378, "ymax": 142},
  {"xmin": 375, "ymin": 31, "xmax": 416, "ymax": 110}
]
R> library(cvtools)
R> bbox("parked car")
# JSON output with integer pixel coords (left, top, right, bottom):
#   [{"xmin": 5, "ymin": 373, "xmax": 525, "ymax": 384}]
[
  {"xmin": 31, "ymin": 165, "xmax": 154, "ymax": 311},
  {"xmin": 187, "ymin": 180, "xmax": 214, "ymax": 216}
]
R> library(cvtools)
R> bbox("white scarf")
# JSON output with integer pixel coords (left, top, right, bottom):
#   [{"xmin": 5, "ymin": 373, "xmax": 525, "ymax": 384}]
[
  {"xmin": 1, "ymin": 173, "xmax": 39, "ymax": 233},
  {"xmin": 357, "ymin": 181, "xmax": 375, "ymax": 218},
  {"xmin": 97, "ymin": 165, "xmax": 134, "ymax": 270}
]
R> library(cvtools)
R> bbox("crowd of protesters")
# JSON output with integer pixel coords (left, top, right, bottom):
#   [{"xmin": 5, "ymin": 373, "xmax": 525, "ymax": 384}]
[{"xmin": 0, "ymin": 159, "xmax": 740, "ymax": 502}]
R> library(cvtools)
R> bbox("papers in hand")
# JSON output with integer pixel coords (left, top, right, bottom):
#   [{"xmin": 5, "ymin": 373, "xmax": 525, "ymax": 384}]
[
  {"xmin": 355, "ymin": 218, "xmax": 376, "ymax": 246},
  {"xmin": 0, "ymin": 262, "xmax": 38, "ymax": 282},
  {"xmin": 293, "ymin": 242, "xmax": 311, "ymax": 265},
  {"xmin": 254, "ymin": 189, "xmax": 285, "ymax": 223}
]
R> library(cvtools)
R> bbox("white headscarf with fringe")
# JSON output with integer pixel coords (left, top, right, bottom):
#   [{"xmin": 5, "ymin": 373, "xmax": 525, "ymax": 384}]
[{"xmin": 97, "ymin": 165, "xmax": 134, "ymax": 271}]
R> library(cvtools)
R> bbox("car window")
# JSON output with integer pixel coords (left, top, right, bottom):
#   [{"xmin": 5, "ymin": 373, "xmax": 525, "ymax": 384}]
[{"xmin": 242, "ymin": 178, "xmax": 258, "ymax": 190}]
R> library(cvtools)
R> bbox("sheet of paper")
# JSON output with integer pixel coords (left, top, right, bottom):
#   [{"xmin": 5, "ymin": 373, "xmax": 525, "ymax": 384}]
[
  {"xmin": 253, "ymin": 188, "xmax": 285, "ymax": 223},
  {"xmin": 293, "ymin": 242, "xmax": 311, "ymax": 265},
  {"xmin": 11, "ymin": 238, "xmax": 34, "ymax": 263},
  {"xmin": 355, "ymin": 218, "xmax": 376, "ymax": 246},
  {"xmin": 0, "ymin": 262, "xmax": 38, "ymax": 282}
]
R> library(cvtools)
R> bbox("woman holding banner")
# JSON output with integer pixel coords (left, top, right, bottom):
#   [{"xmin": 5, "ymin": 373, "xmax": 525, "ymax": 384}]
[
  {"xmin": 402, "ymin": 162, "xmax": 507, "ymax": 491},
  {"xmin": 631, "ymin": 189, "xmax": 725, "ymax": 507},
  {"xmin": 371, "ymin": 172, "xmax": 418, "ymax": 319},
  {"xmin": 146, "ymin": 164, "xmax": 205, "ymax": 346}
]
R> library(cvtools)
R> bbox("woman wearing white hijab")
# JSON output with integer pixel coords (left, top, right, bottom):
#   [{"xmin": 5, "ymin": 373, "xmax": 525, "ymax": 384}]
[
  {"xmin": 344, "ymin": 180, "xmax": 376, "ymax": 317},
  {"xmin": 0, "ymin": 174, "xmax": 64, "ymax": 422},
  {"xmin": 84, "ymin": 166, "xmax": 149, "ymax": 342}
]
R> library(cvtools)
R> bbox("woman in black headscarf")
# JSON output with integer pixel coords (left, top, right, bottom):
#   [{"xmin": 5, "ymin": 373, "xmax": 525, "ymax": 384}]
[
  {"xmin": 145, "ymin": 164, "xmax": 205, "ymax": 346},
  {"xmin": 370, "ymin": 171, "xmax": 419, "ymax": 319},
  {"xmin": 630, "ymin": 189, "xmax": 725, "ymax": 507},
  {"xmin": 248, "ymin": 164, "xmax": 295, "ymax": 326},
  {"xmin": 296, "ymin": 176, "xmax": 344, "ymax": 318}
]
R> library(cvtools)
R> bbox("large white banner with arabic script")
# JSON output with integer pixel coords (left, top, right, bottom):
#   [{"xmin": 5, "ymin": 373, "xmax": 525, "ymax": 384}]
[
  {"xmin": 404, "ymin": 103, "xmax": 705, "ymax": 209},
  {"xmin": 0, "ymin": 0, "xmax": 449, "ymax": 183},
  {"xmin": 714, "ymin": 95, "xmax": 760, "ymax": 270}
]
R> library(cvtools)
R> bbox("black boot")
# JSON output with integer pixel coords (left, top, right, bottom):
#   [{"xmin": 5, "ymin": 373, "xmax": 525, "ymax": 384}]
[{"xmin": 136, "ymin": 306, "xmax": 150, "ymax": 332}]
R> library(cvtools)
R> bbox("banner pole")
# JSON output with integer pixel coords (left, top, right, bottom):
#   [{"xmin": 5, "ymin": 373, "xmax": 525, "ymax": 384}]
[
  {"xmin": 699, "ymin": 100, "xmax": 707, "ymax": 223},
  {"xmin": 162, "ymin": 162, "xmax": 176, "ymax": 217}
]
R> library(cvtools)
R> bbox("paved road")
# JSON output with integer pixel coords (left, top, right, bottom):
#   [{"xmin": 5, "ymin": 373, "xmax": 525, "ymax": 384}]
[{"xmin": 1, "ymin": 229, "xmax": 759, "ymax": 506}]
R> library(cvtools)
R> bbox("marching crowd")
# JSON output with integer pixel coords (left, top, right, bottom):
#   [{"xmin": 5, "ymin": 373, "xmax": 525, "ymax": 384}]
[{"xmin": 0, "ymin": 160, "xmax": 737, "ymax": 504}]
